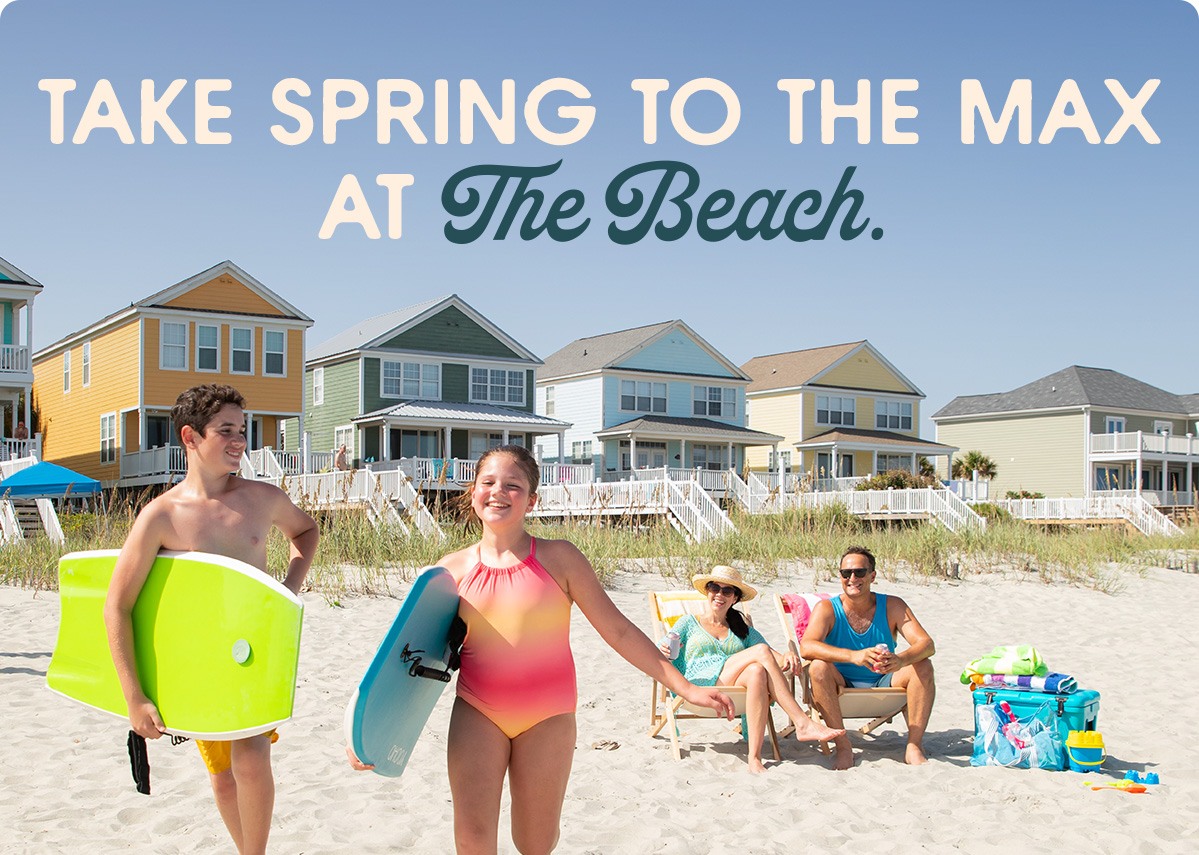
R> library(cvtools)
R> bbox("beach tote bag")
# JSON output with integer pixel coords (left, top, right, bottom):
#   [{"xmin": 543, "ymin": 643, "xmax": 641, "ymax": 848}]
[{"xmin": 971, "ymin": 699, "xmax": 1064, "ymax": 770}]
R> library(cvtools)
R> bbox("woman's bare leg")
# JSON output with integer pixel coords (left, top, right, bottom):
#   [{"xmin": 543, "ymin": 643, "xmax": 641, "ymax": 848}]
[
  {"xmin": 448, "ymin": 699, "xmax": 510, "ymax": 855},
  {"xmin": 719, "ymin": 645, "xmax": 844, "ymax": 742},
  {"xmin": 731, "ymin": 663, "xmax": 769, "ymax": 773},
  {"xmin": 507, "ymin": 713, "xmax": 576, "ymax": 854}
]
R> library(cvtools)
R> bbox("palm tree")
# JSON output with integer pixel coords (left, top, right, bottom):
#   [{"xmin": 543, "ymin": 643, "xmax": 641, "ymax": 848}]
[{"xmin": 952, "ymin": 450, "xmax": 997, "ymax": 480}]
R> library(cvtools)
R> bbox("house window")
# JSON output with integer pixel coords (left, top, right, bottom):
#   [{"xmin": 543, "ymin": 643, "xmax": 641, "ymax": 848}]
[
  {"xmin": 545, "ymin": 386, "xmax": 555, "ymax": 416},
  {"xmin": 383, "ymin": 361, "xmax": 440, "ymax": 398},
  {"xmin": 1105, "ymin": 416, "xmax": 1125, "ymax": 434},
  {"xmin": 816, "ymin": 452, "xmax": 853, "ymax": 478},
  {"xmin": 161, "ymin": 322, "xmax": 187, "ymax": 369},
  {"xmin": 394, "ymin": 428, "xmax": 442, "ymax": 458},
  {"xmin": 692, "ymin": 444, "xmax": 729, "ymax": 470},
  {"xmin": 1154, "ymin": 421, "xmax": 1173, "ymax": 436},
  {"xmin": 469, "ymin": 432, "xmax": 505, "ymax": 459},
  {"xmin": 312, "ymin": 367, "xmax": 324, "ymax": 406},
  {"xmin": 334, "ymin": 425, "xmax": 354, "ymax": 456},
  {"xmin": 81, "ymin": 342, "xmax": 91, "ymax": 387},
  {"xmin": 876, "ymin": 453, "xmax": 911, "ymax": 473},
  {"xmin": 619, "ymin": 439, "xmax": 666, "ymax": 470},
  {"xmin": 196, "ymin": 324, "xmax": 219, "ymax": 371},
  {"xmin": 63, "ymin": 351, "xmax": 71, "ymax": 392},
  {"xmin": 264, "ymin": 330, "xmax": 285, "ymax": 376},
  {"xmin": 230, "ymin": 327, "xmax": 253, "ymax": 374},
  {"xmin": 875, "ymin": 400, "xmax": 913, "ymax": 431},
  {"xmin": 620, "ymin": 380, "xmax": 667, "ymax": 413},
  {"xmin": 100, "ymin": 412, "xmax": 117, "ymax": 464},
  {"xmin": 816, "ymin": 395, "xmax": 855, "ymax": 427},
  {"xmin": 571, "ymin": 440, "xmax": 592, "ymax": 464},
  {"xmin": 471, "ymin": 368, "xmax": 525, "ymax": 405},
  {"xmin": 693, "ymin": 386, "xmax": 736, "ymax": 419},
  {"xmin": 768, "ymin": 450, "xmax": 792, "ymax": 472}
]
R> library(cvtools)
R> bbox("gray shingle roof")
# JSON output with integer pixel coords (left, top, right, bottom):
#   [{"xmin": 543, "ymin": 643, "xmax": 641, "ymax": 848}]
[
  {"xmin": 354, "ymin": 400, "xmax": 569, "ymax": 429},
  {"xmin": 794, "ymin": 427, "xmax": 956, "ymax": 451},
  {"xmin": 307, "ymin": 296, "xmax": 446, "ymax": 362},
  {"xmin": 934, "ymin": 366, "xmax": 1191, "ymax": 419},
  {"xmin": 1178, "ymin": 394, "xmax": 1199, "ymax": 415},
  {"xmin": 538, "ymin": 321, "xmax": 678, "ymax": 380},
  {"xmin": 594, "ymin": 415, "xmax": 783, "ymax": 444}
]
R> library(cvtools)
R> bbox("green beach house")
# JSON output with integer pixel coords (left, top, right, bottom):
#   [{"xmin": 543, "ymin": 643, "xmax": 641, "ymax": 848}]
[{"xmin": 291, "ymin": 295, "xmax": 569, "ymax": 485}]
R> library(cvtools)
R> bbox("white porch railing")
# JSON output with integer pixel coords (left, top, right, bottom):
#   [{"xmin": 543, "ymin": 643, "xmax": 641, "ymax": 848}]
[
  {"xmin": 310, "ymin": 451, "xmax": 333, "ymax": 472},
  {"xmin": 538, "ymin": 462, "xmax": 594, "ymax": 485},
  {"xmin": 247, "ymin": 448, "xmax": 284, "ymax": 478},
  {"xmin": 0, "ymin": 344, "xmax": 29, "ymax": 373},
  {"xmin": 263, "ymin": 468, "xmax": 442, "ymax": 538},
  {"xmin": 784, "ymin": 487, "xmax": 986, "ymax": 534},
  {"xmin": 1, "ymin": 436, "xmax": 40, "ymax": 462},
  {"xmin": 120, "ymin": 446, "xmax": 187, "ymax": 478},
  {"xmin": 999, "ymin": 495, "xmax": 1182, "ymax": 537},
  {"xmin": 811, "ymin": 475, "xmax": 868, "ymax": 492},
  {"xmin": 1094, "ymin": 489, "xmax": 1195, "ymax": 507},
  {"xmin": 945, "ymin": 479, "xmax": 990, "ymax": 502},
  {"xmin": 1090, "ymin": 431, "xmax": 1199, "ymax": 456},
  {"xmin": 531, "ymin": 478, "xmax": 735, "ymax": 543},
  {"xmin": 0, "ymin": 454, "xmax": 38, "ymax": 480}
]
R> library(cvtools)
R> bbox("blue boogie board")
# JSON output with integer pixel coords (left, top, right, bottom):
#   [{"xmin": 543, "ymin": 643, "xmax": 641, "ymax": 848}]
[{"xmin": 344, "ymin": 566, "xmax": 460, "ymax": 777}]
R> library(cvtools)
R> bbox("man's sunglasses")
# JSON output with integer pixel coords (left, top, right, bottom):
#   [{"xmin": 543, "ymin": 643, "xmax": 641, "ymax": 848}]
[
  {"xmin": 705, "ymin": 582, "xmax": 738, "ymax": 596},
  {"xmin": 839, "ymin": 568, "xmax": 872, "ymax": 579}
]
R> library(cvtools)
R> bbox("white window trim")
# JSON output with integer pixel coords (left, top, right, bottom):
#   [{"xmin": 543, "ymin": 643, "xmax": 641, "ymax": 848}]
[
  {"xmin": 100, "ymin": 411, "xmax": 118, "ymax": 464},
  {"xmin": 63, "ymin": 350, "xmax": 71, "ymax": 393},
  {"xmin": 195, "ymin": 323, "xmax": 221, "ymax": 374},
  {"xmin": 692, "ymin": 385, "xmax": 737, "ymax": 419},
  {"xmin": 262, "ymin": 328, "xmax": 287, "ymax": 378},
  {"xmin": 229, "ymin": 326, "xmax": 255, "ymax": 375},
  {"xmin": 312, "ymin": 367, "xmax": 324, "ymax": 406},
  {"xmin": 380, "ymin": 358, "xmax": 441, "ymax": 400},
  {"xmin": 469, "ymin": 364, "xmax": 526, "ymax": 406},
  {"xmin": 618, "ymin": 377, "xmax": 668, "ymax": 415},
  {"xmin": 334, "ymin": 424, "xmax": 355, "ymax": 455},
  {"xmin": 160, "ymin": 321, "xmax": 189, "ymax": 371},
  {"xmin": 815, "ymin": 394, "xmax": 856, "ymax": 427},
  {"xmin": 545, "ymin": 385, "xmax": 555, "ymax": 416},
  {"xmin": 81, "ymin": 342, "xmax": 91, "ymax": 388},
  {"xmin": 1154, "ymin": 420, "xmax": 1173, "ymax": 436},
  {"xmin": 874, "ymin": 398, "xmax": 914, "ymax": 432},
  {"xmin": 1105, "ymin": 416, "xmax": 1126, "ymax": 433}
]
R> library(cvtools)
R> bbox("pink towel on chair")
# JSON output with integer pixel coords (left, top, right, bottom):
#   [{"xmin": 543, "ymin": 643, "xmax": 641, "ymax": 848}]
[{"xmin": 782, "ymin": 593, "xmax": 833, "ymax": 642}]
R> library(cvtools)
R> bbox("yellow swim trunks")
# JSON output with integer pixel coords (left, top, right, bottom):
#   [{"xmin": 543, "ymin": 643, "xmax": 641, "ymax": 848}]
[{"xmin": 195, "ymin": 731, "xmax": 279, "ymax": 775}]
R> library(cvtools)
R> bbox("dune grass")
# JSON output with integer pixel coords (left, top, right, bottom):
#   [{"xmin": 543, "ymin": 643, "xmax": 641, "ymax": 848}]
[{"xmin": 3, "ymin": 497, "xmax": 1195, "ymax": 597}]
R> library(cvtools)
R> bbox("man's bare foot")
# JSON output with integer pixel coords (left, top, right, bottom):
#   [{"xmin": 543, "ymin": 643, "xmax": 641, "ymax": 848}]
[
  {"xmin": 905, "ymin": 743, "xmax": 928, "ymax": 765},
  {"xmin": 749, "ymin": 758, "xmax": 768, "ymax": 774},
  {"xmin": 833, "ymin": 744, "xmax": 855, "ymax": 770},
  {"xmin": 792, "ymin": 716, "xmax": 846, "ymax": 743}
]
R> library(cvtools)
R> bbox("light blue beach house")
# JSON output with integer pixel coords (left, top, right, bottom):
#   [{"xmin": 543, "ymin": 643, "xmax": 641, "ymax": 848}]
[
  {"xmin": 534, "ymin": 320, "xmax": 782, "ymax": 484},
  {"xmin": 0, "ymin": 255, "xmax": 42, "ymax": 462}
]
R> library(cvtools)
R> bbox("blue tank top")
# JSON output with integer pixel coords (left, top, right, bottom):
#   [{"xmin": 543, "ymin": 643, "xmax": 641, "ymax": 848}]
[{"xmin": 827, "ymin": 593, "xmax": 895, "ymax": 685}]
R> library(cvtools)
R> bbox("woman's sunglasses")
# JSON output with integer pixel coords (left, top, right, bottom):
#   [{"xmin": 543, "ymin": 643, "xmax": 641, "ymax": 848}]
[
  {"xmin": 839, "ymin": 568, "xmax": 872, "ymax": 579},
  {"xmin": 705, "ymin": 582, "xmax": 738, "ymax": 596}
]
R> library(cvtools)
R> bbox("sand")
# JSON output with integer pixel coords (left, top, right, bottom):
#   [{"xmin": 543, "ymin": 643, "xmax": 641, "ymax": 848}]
[{"xmin": 2, "ymin": 565, "xmax": 1197, "ymax": 854}]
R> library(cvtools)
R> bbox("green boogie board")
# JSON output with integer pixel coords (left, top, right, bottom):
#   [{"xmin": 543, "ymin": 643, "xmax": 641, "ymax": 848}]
[{"xmin": 47, "ymin": 550, "xmax": 304, "ymax": 740}]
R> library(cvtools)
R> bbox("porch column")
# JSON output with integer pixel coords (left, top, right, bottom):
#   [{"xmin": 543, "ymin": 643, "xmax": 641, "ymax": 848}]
[
  {"xmin": 139, "ymin": 410, "xmax": 146, "ymax": 451},
  {"xmin": 384, "ymin": 424, "xmax": 392, "ymax": 460},
  {"xmin": 1135, "ymin": 451, "xmax": 1143, "ymax": 498},
  {"xmin": 911, "ymin": 452, "xmax": 917, "ymax": 473},
  {"xmin": 831, "ymin": 443, "xmax": 839, "ymax": 480},
  {"xmin": 772, "ymin": 442, "xmax": 779, "ymax": 475},
  {"xmin": 25, "ymin": 299, "xmax": 34, "ymax": 368},
  {"xmin": 872, "ymin": 450, "xmax": 878, "ymax": 475},
  {"xmin": 1187, "ymin": 434, "xmax": 1193, "ymax": 503},
  {"xmin": 444, "ymin": 426, "xmax": 451, "ymax": 459},
  {"xmin": 727, "ymin": 441, "xmax": 733, "ymax": 471},
  {"xmin": 630, "ymin": 435, "xmax": 637, "ymax": 474},
  {"xmin": 679, "ymin": 438, "xmax": 686, "ymax": 469},
  {"xmin": 502, "ymin": 429, "xmax": 509, "ymax": 445},
  {"xmin": 557, "ymin": 432, "xmax": 565, "ymax": 464}
]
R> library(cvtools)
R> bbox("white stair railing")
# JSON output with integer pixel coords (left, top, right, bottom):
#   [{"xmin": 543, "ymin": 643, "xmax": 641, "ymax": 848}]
[
  {"xmin": 0, "ymin": 500, "xmax": 22, "ymax": 544},
  {"xmin": 35, "ymin": 498, "xmax": 65, "ymax": 545}
]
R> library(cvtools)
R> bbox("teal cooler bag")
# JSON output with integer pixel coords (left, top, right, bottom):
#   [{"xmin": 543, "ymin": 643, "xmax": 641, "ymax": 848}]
[{"xmin": 970, "ymin": 689, "xmax": 1100, "ymax": 770}]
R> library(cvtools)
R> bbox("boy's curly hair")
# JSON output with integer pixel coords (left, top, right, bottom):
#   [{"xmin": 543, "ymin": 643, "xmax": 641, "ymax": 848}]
[{"xmin": 171, "ymin": 384, "xmax": 246, "ymax": 441}]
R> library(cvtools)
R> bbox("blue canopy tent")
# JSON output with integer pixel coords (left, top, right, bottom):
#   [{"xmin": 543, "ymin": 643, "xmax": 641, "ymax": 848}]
[{"xmin": 0, "ymin": 461, "xmax": 102, "ymax": 499}]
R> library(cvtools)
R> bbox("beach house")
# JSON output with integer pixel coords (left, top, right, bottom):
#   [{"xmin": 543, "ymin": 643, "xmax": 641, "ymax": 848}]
[
  {"xmin": 741, "ymin": 341, "xmax": 956, "ymax": 488},
  {"xmin": 932, "ymin": 365, "xmax": 1199, "ymax": 505},
  {"xmin": 294, "ymin": 295, "xmax": 569, "ymax": 484},
  {"xmin": 534, "ymin": 320, "xmax": 782, "ymax": 481},
  {"xmin": 0, "ymin": 256, "xmax": 42, "ymax": 462},
  {"xmin": 31, "ymin": 261, "xmax": 313, "ymax": 487}
]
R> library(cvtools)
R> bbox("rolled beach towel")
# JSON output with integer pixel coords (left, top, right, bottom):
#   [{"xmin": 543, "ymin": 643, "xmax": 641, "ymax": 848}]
[
  {"xmin": 969, "ymin": 672, "xmax": 1077, "ymax": 694},
  {"xmin": 960, "ymin": 644, "xmax": 1049, "ymax": 684}
]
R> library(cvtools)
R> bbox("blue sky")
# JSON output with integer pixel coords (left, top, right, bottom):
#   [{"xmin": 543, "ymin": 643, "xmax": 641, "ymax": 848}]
[{"xmin": 1, "ymin": 1, "xmax": 1195, "ymax": 433}]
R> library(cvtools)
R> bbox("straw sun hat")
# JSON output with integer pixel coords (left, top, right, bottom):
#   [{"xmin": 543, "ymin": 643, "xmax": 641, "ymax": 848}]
[{"xmin": 691, "ymin": 565, "xmax": 758, "ymax": 602}]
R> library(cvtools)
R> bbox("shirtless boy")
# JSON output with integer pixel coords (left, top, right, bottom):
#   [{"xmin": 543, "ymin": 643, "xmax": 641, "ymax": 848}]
[{"xmin": 104, "ymin": 385, "xmax": 319, "ymax": 855}]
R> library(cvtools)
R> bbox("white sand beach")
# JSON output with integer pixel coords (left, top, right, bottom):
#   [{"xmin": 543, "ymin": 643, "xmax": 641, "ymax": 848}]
[{"xmin": 2, "ymin": 565, "xmax": 1197, "ymax": 854}]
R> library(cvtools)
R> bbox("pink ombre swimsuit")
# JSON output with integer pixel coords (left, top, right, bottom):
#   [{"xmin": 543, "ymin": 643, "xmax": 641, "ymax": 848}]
[{"xmin": 455, "ymin": 538, "xmax": 577, "ymax": 738}]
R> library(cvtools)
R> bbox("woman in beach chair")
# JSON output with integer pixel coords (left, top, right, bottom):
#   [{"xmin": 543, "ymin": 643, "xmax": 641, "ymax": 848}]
[
  {"xmin": 348, "ymin": 445, "xmax": 734, "ymax": 855},
  {"xmin": 661, "ymin": 566, "xmax": 844, "ymax": 773}
]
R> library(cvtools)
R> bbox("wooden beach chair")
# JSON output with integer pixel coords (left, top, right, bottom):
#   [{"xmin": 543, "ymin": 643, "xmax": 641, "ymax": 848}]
[
  {"xmin": 647, "ymin": 590, "xmax": 780, "ymax": 761},
  {"xmin": 773, "ymin": 593, "xmax": 908, "ymax": 755}
]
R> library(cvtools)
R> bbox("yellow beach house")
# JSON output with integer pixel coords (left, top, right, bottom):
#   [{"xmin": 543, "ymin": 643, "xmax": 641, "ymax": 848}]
[
  {"xmin": 32, "ymin": 261, "xmax": 313, "ymax": 487},
  {"xmin": 0, "ymin": 255, "xmax": 42, "ymax": 461},
  {"xmin": 741, "ymin": 340, "xmax": 956, "ymax": 488}
]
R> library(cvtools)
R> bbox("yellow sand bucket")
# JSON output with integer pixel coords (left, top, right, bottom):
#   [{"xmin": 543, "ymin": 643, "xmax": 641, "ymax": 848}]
[{"xmin": 1066, "ymin": 730, "xmax": 1105, "ymax": 772}]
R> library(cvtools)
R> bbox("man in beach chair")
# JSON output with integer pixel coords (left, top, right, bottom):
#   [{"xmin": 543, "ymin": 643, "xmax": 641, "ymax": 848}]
[{"xmin": 800, "ymin": 546, "xmax": 935, "ymax": 770}]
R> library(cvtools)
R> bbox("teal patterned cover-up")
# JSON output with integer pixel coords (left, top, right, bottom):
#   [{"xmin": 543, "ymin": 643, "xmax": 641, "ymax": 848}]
[{"xmin": 668, "ymin": 614, "xmax": 767, "ymax": 686}]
